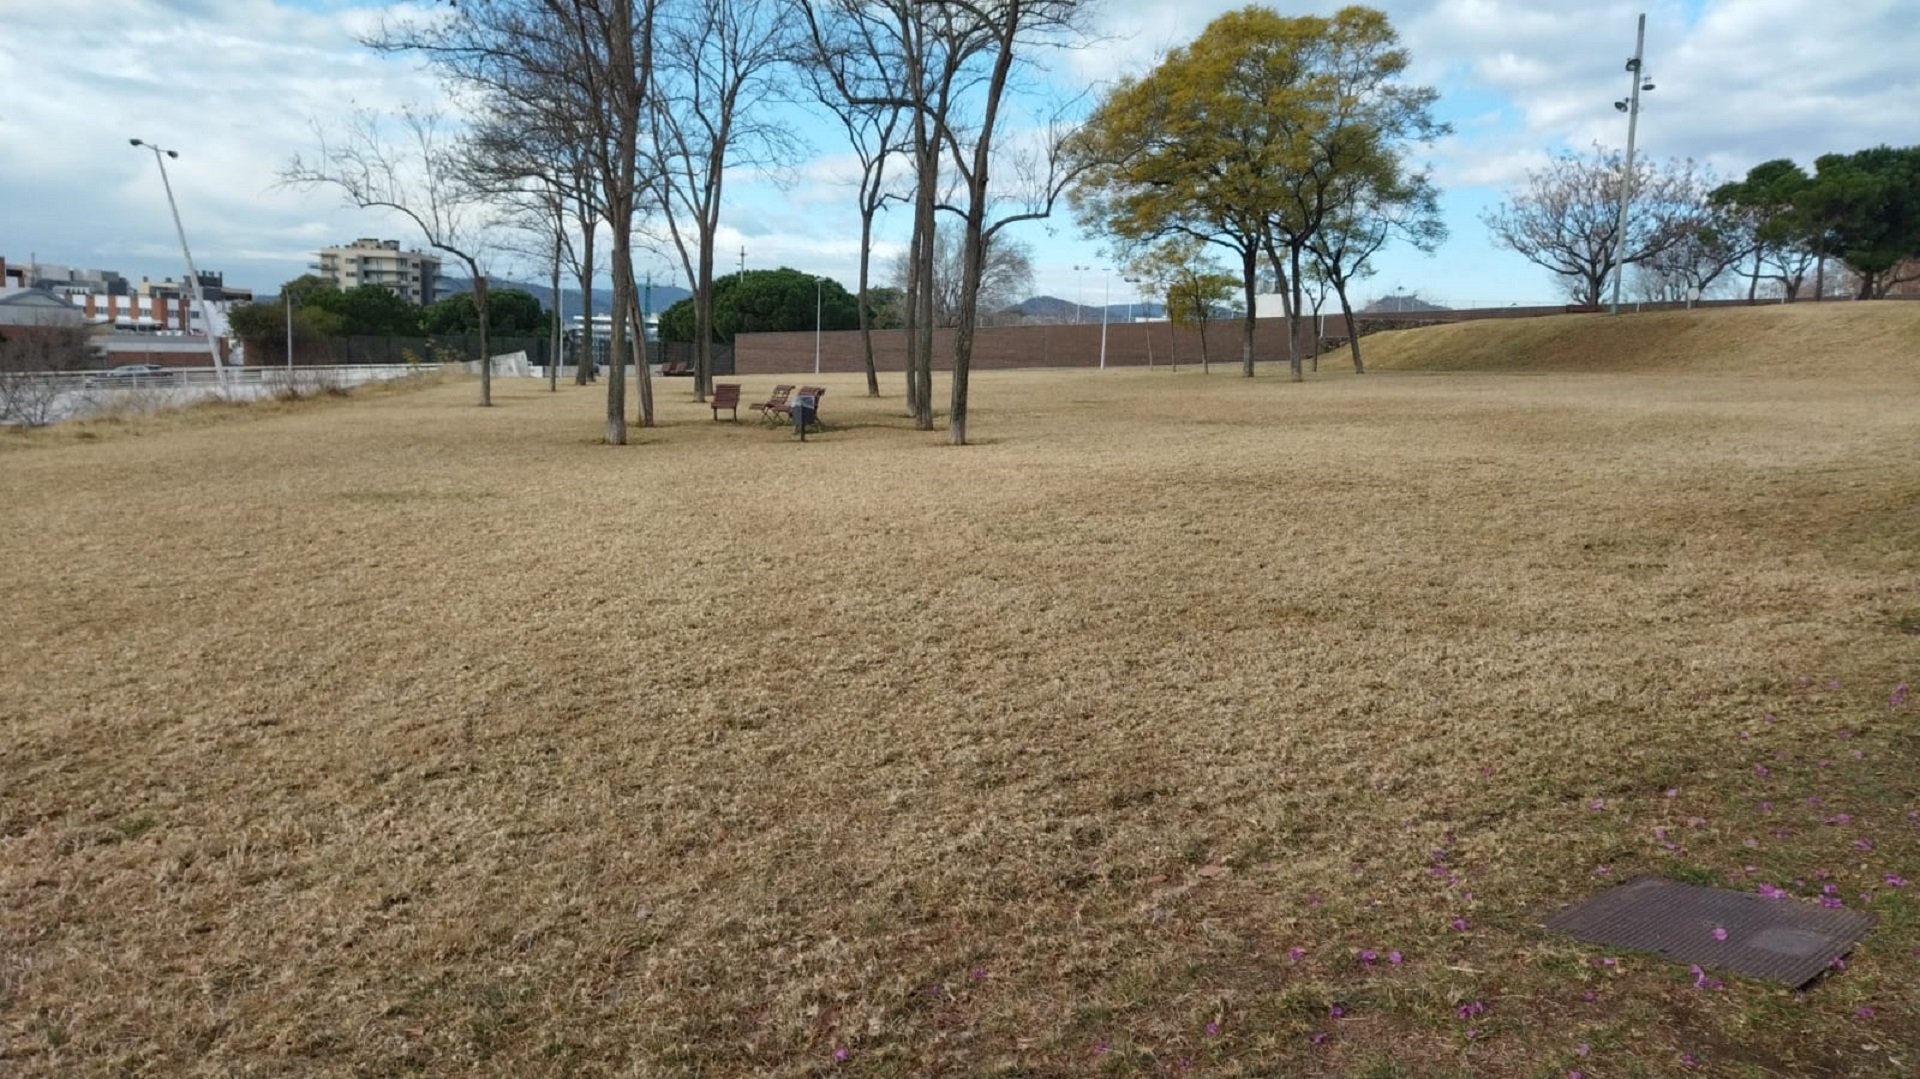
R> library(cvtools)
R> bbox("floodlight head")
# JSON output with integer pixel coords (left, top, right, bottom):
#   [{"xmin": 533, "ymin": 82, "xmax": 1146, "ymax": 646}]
[
  {"xmin": 1642, "ymin": 80, "xmax": 1655, "ymax": 91},
  {"xmin": 129, "ymin": 138, "xmax": 143, "ymax": 147},
  {"xmin": 1615, "ymin": 100, "xmax": 1629, "ymax": 112},
  {"xmin": 1625, "ymin": 57, "xmax": 1640, "ymax": 72},
  {"xmin": 166, "ymin": 149, "xmax": 179, "ymax": 159}
]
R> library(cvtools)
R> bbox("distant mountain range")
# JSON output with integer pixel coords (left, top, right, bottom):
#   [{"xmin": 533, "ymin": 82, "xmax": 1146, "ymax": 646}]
[{"xmin": 1011, "ymin": 295, "xmax": 1166, "ymax": 324}]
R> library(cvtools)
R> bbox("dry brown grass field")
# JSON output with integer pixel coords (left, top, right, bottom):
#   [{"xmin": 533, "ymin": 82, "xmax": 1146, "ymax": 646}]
[{"xmin": 3, "ymin": 302, "xmax": 1917, "ymax": 1077}]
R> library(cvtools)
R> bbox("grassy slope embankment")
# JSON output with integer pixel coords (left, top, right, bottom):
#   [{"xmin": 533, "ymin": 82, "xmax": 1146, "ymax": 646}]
[{"xmin": 1360, "ymin": 298, "xmax": 1920, "ymax": 376}]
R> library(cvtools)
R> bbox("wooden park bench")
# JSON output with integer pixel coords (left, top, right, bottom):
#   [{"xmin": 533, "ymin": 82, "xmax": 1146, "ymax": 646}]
[
  {"xmin": 660, "ymin": 361, "xmax": 693, "ymax": 377},
  {"xmin": 710, "ymin": 383, "xmax": 741, "ymax": 421},
  {"xmin": 750, "ymin": 384, "xmax": 794, "ymax": 422}
]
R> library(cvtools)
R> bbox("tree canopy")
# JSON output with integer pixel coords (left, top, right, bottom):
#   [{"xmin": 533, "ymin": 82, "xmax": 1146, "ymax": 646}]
[
  {"xmin": 422, "ymin": 288, "xmax": 549, "ymax": 335},
  {"xmin": 657, "ymin": 268, "xmax": 859, "ymax": 342},
  {"xmin": 1071, "ymin": 5, "xmax": 1444, "ymax": 379}
]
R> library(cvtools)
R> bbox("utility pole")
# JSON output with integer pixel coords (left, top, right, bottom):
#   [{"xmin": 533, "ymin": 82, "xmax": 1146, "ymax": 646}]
[{"xmin": 1608, "ymin": 14, "xmax": 1651, "ymax": 315}]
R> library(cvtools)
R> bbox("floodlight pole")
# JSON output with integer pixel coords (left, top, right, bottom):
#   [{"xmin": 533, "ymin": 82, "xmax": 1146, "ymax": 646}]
[
  {"xmin": 814, "ymin": 275, "xmax": 823, "ymax": 375},
  {"xmin": 284, "ymin": 291, "xmax": 295, "ymax": 369},
  {"xmin": 1608, "ymin": 14, "xmax": 1647, "ymax": 316},
  {"xmin": 1098, "ymin": 270, "xmax": 1109, "ymax": 369},
  {"xmin": 130, "ymin": 138, "xmax": 225, "ymax": 378}
]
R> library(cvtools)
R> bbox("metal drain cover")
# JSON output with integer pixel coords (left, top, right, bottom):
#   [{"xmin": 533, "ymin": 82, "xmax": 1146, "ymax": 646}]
[{"xmin": 1544, "ymin": 875, "xmax": 1874, "ymax": 987}]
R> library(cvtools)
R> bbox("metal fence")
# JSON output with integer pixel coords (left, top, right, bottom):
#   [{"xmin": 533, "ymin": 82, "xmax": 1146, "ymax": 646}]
[
  {"xmin": 262, "ymin": 335, "xmax": 552, "ymax": 368},
  {"xmin": 3, "ymin": 365, "xmax": 445, "ymax": 427}
]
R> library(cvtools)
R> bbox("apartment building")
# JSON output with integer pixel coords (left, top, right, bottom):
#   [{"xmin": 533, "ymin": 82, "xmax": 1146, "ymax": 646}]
[{"xmin": 315, "ymin": 238, "xmax": 441, "ymax": 305}]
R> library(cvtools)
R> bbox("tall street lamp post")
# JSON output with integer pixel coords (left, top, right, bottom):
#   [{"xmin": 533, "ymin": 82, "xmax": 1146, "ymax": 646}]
[
  {"xmin": 129, "ymin": 138, "xmax": 224, "ymax": 378},
  {"xmin": 1098, "ymin": 269, "xmax": 1110, "ymax": 370},
  {"xmin": 814, "ymin": 275, "xmax": 824, "ymax": 375},
  {"xmin": 1607, "ymin": 14, "xmax": 1654, "ymax": 315}
]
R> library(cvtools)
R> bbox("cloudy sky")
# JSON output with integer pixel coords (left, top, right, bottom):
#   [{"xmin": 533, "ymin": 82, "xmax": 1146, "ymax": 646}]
[{"xmin": 3, "ymin": 0, "xmax": 1917, "ymax": 309}]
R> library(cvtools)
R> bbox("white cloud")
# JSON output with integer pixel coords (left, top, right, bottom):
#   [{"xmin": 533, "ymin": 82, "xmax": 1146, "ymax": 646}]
[{"xmin": 3, "ymin": 0, "xmax": 1917, "ymax": 306}]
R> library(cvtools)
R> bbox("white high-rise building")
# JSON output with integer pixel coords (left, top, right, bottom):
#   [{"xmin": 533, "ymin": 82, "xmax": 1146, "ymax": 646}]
[{"xmin": 315, "ymin": 238, "xmax": 441, "ymax": 305}]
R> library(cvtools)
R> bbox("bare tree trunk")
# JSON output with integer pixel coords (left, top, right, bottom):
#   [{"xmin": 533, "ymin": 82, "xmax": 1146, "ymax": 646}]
[
  {"xmin": 576, "ymin": 224, "xmax": 596, "ymax": 385},
  {"xmin": 1239, "ymin": 248, "xmax": 1257, "ymax": 378},
  {"xmin": 629, "ymin": 292, "xmax": 655, "ymax": 426},
  {"xmin": 911, "ymin": 202, "xmax": 935, "ymax": 428},
  {"xmin": 472, "ymin": 269, "xmax": 493, "ymax": 406},
  {"xmin": 1748, "ymin": 247, "xmax": 1761, "ymax": 304},
  {"xmin": 858, "ymin": 218, "xmax": 880, "ymax": 397},
  {"xmin": 1336, "ymin": 281, "xmax": 1363, "ymax": 374},
  {"xmin": 694, "ymin": 237, "xmax": 714, "ymax": 402},
  {"xmin": 1286, "ymin": 245, "xmax": 1303, "ymax": 382},
  {"xmin": 606, "ymin": 233, "xmax": 630, "ymax": 445},
  {"xmin": 549, "ymin": 232, "xmax": 561, "ymax": 392}
]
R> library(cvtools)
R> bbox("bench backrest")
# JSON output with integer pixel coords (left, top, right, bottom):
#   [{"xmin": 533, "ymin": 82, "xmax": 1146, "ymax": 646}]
[
  {"xmin": 761, "ymin": 384, "xmax": 794, "ymax": 405},
  {"xmin": 712, "ymin": 383, "xmax": 741, "ymax": 405}
]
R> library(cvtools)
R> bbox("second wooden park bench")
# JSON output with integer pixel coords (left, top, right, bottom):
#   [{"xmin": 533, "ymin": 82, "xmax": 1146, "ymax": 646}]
[
  {"xmin": 750, "ymin": 384, "xmax": 794, "ymax": 422},
  {"xmin": 710, "ymin": 383, "xmax": 741, "ymax": 421}
]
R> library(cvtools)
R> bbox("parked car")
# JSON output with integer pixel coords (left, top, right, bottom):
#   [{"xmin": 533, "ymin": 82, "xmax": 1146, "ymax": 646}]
[{"xmin": 86, "ymin": 364, "xmax": 176, "ymax": 386}]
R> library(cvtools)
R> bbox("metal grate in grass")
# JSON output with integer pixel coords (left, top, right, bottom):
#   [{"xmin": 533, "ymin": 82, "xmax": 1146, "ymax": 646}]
[{"xmin": 1546, "ymin": 875, "xmax": 1875, "ymax": 987}]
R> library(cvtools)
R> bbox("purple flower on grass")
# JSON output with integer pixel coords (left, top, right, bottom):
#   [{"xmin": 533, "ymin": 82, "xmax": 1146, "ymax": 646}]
[
  {"xmin": 1886, "ymin": 874, "xmax": 1909, "ymax": 888},
  {"xmin": 1309, "ymin": 1031, "xmax": 1328, "ymax": 1046},
  {"xmin": 1389, "ymin": 950, "xmax": 1404, "ymax": 965},
  {"xmin": 834, "ymin": 1047, "xmax": 849, "ymax": 1062},
  {"xmin": 1569, "ymin": 1072, "xmax": 1584, "ymax": 1079},
  {"xmin": 1825, "ymin": 813, "xmax": 1853, "ymax": 826},
  {"xmin": 1358, "ymin": 948, "xmax": 1377, "ymax": 965},
  {"xmin": 969, "ymin": 966, "xmax": 986, "ymax": 980},
  {"xmin": 1589, "ymin": 798, "xmax": 1606, "ymax": 811},
  {"xmin": 1456, "ymin": 1000, "xmax": 1486, "ymax": 1020},
  {"xmin": 1287, "ymin": 946, "xmax": 1307, "ymax": 961},
  {"xmin": 1754, "ymin": 765, "xmax": 1770, "ymax": 778},
  {"xmin": 1839, "ymin": 729, "xmax": 1855, "ymax": 740},
  {"xmin": 1856, "ymin": 1006, "xmax": 1876, "ymax": 1019},
  {"xmin": 1665, "ymin": 787, "xmax": 1679, "ymax": 798},
  {"xmin": 1830, "ymin": 957, "xmax": 1847, "ymax": 971},
  {"xmin": 1893, "ymin": 683, "xmax": 1910, "ymax": 706},
  {"xmin": 1575, "ymin": 1042, "xmax": 1591, "ymax": 1056},
  {"xmin": 1094, "ymin": 1039, "xmax": 1110, "ymax": 1056},
  {"xmin": 1855, "ymin": 837, "xmax": 1874, "ymax": 852},
  {"xmin": 1758, "ymin": 883, "xmax": 1788, "ymax": 899},
  {"xmin": 1681, "ymin": 1052, "xmax": 1701, "ymax": 1067},
  {"xmin": 1594, "ymin": 865, "xmax": 1611, "ymax": 876},
  {"xmin": 1821, "ymin": 896, "xmax": 1845, "ymax": 909},
  {"xmin": 1205, "ymin": 1022, "xmax": 1220, "ymax": 1037},
  {"xmin": 1450, "ymin": 917, "xmax": 1470, "ymax": 932},
  {"xmin": 1688, "ymin": 817, "xmax": 1707, "ymax": 828},
  {"xmin": 1653, "ymin": 827, "xmax": 1668, "ymax": 840},
  {"xmin": 1580, "ymin": 991, "xmax": 1597, "ymax": 1002},
  {"xmin": 1329, "ymin": 1004, "xmax": 1345, "ymax": 1019}
]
